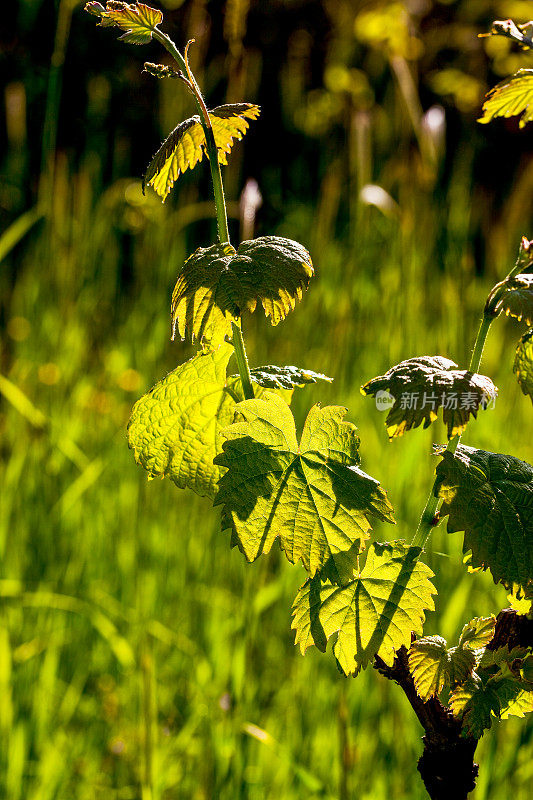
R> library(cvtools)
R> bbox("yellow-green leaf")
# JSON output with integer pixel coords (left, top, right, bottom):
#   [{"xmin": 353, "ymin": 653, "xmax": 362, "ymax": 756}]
[
  {"xmin": 458, "ymin": 616, "xmax": 496, "ymax": 649},
  {"xmin": 478, "ymin": 69, "xmax": 533, "ymax": 128},
  {"xmin": 85, "ymin": 1, "xmax": 163, "ymax": 45},
  {"xmin": 144, "ymin": 104, "xmax": 260, "ymax": 201},
  {"xmin": 450, "ymin": 674, "xmax": 533, "ymax": 738},
  {"xmin": 127, "ymin": 345, "xmax": 293, "ymax": 497},
  {"xmin": 408, "ymin": 636, "xmax": 476, "ymax": 701},
  {"xmin": 292, "ymin": 542, "xmax": 435, "ymax": 675},
  {"xmin": 127, "ymin": 343, "xmax": 235, "ymax": 497},
  {"xmin": 214, "ymin": 396, "xmax": 395, "ymax": 576},
  {"xmin": 514, "ymin": 328, "xmax": 533, "ymax": 404},
  {"xmin": 171, "ymin": 237, "xmax": 314, "ymax": 347}
]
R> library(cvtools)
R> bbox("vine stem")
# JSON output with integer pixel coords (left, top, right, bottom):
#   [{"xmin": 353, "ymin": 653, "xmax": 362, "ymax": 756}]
[
  {"xmin": 231, "ymin": 322, "xmax": 255, "ymax": 400},
  {"xmin": 153, "ymin": 31, "xmax": 230, "ymax": 244},
  {"xmin": 153, "ymin": 29, "xmax": 256, "ymax": 397},
  {"xmin": 410, "ymin": 311, "xmax": 496, "ymax": 551},
  {"xmin": 411, "ymin": 240, "xmax": 533, "ymax": 551}
]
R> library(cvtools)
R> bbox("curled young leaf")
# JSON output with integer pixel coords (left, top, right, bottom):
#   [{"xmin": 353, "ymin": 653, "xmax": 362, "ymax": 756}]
[
  {"xmin": 481, "ymin": 19, "xmax": 533, "ymax": 48},
  {"xmin": 292, "ymin": 541, "xmax": 435, "ymax": 676},
  {"xmin": 144, "ymin": 104, "xmax": 260, "ymax": 201},
  {"xmin": 408, "ymin": 636, "xmax": 476, "ymax": 701},
  {"xmin": 248, "ymin": 365, "xmax": 333, "ymax": 390},
  {"xmin": 514, "ymin": 328, "xmax": 533, "ymax": 404},
  {"xmin": 85, "ymin": 1, "xmax": 163, "ymax": 45},
  {"xmin": 214, "ymin": 396, "xmax": 394, "ymax": 576},
  {"xmin": 435, "ymin": 445, "xmax": 533, "ymax": 589},
  {"xmin": 361, "ymin": 356, "xmax": 497, "ymax": 440},
  {"xmin": 458, "ymin": 616, "xmax": 496, "ymax": 650},
  {"xmin": 143, "ymin": 62, "xmax": 182, "ymax": 80},
  {"xmin": 478, "ymin": 69, "xmax": 533, "ymax": 128},
  {"xmin": 171, "ymin": 237, "xmax": 314, "ymax": 347},
  {"xmin": 501, "ymin": 274, "xmax": 533, "ymax": 326}
]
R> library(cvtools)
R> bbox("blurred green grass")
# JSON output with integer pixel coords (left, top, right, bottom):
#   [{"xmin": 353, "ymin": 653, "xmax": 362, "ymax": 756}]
[
  {"xmin": 2, "ymin": 1, "xmax": 533, "ymax": 798},
  {"xmin": 2, "ymin": 161, "xmax": 533, "ymax": 800}
]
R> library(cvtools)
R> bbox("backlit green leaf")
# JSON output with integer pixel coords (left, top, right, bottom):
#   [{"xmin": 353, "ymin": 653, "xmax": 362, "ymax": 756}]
[
  {"xmin": 144, "ymin": 104, "xmax": 260, "ymax": 201},
  {"xmin": 458, "ymin": 615, "xmax": 496, "ymax": 649},
  {"xmin": 127, "ymin": 343, "xmax": 235, "ymax": 497},
  {"xmin": 450, "ymin": 674, "xmax": 533, "ymax": 738},
  {"xmin": 435, "ymin": 445, "xmax": 533, "ymax": 589},
  {"xmin": 127, "ymin": 346, "xmax": 293, "ymax": 497},
  {"xmin": 214, "ymin": 396, "xmax": 394, "ymax": 575},
  {"xmin": 249, "ymin": 365, "xmax": 333, "ymax": 390},
  {"xmin": 478, "ymin": 69, "xmax": 533, "ymax": 128},
  {"xmin": 171, "ymin": 237, "xmax": 314, "ymax": 347},
  {"xmin": 407, "ymin": 616, "xmax": 493, "ymax": 701},
  {"xmin": 85, "ymin": 1, "xmax": 163, "ymax": 44},
  {"xmin": 501, "ymin": 274, "xmax": 533, "ymax": 326},
  {"xmin": 361, "ymin": 356, "xmax": 497, "ymax": 439},
  {"xmin": 408, "ymin": 636, "xmax": 476, "ymax": 701},
  {"xmin": 292, "ymin": 541, "xmax": 435, "ymax": 675},
  {"xmin": 514, "ymin": 328, "xmax": 533, "ymax": 404},
  {"xmin": 478, "ymin": 645, "xmax": 529, "ymax": 671}
]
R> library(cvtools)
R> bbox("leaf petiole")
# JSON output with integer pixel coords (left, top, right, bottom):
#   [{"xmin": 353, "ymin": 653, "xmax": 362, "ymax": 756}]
[{"xmin": 231, "ymin": 322, "xmax": 255, "ymax": 401}]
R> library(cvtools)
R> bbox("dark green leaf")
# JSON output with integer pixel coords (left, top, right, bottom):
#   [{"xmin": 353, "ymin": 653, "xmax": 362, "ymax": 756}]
[
  {"xmin": 435, "ymin": 445, "xmax": 533, "ymax": 589},
  {"xmin": 248, "ymin": 365, "xmax": 333, "ymax": 390},
  {"xmin": 501, "ymin": 275, "xmax": 533, "ymax": 326},
  {"xmin": 450, "ymin": 674, "xmax": 533, "ymax": 738},
  {"xmin": 514, "ymin": 328, "xmax": 533, "ymax": 404},
  {"xmin": 361, "ymin": 356, "xmax": 497, "ymax": 439}
]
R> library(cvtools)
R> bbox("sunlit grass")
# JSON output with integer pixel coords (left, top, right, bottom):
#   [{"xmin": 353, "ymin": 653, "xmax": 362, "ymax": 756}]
[{"xmin": 1, "ymin": 152, "xmax": 532, "ymax": 800}]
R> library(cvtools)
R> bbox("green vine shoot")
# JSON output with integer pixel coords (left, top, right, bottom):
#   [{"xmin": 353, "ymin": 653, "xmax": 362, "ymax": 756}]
[{"xmin": 85, "ymin": 4, "xmax": 533, "ymax": 798}]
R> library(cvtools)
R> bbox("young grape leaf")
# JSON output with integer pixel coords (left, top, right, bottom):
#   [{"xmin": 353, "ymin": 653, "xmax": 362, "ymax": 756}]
[
  {"xmin": 248, "ymin": 365, "xmax": 333, "ymax": 390},
  {"xmin": 408, "ymin": 636, "xmax": 476, "ymax": 701},
  {"xmin": 478, "ymin": 645, "xmax": 529, "ymax": 671},
  {"xmin": 478, "ymin": 69, "xmax": 533, "ymax": 128},
  {"xmin": 171, "ymin": 237, "xmax": 314, "ymax": 347},
  {"xmin": 450, "ymin": 674, "xmax": 533, "ymax": 738},
  {"xmin": 458, "ymin": 615, "xmax": 496, "ymax": 649},
  {"xmin": 85, "ymin": 1, "xmax": 163, "ymax": 44},
  {"xmin": 407, "ymin": 616, "xmax": 494, "ymax": 701},
  {"xmin": 143, "ymin": 62, "xmax": 182, "ymax": 80},
  {"xmin": 361, "ymin": 356, "xmax": 497, "ymax": 439},
  {"xmin": 482, "ymin": 19, "xmax": 533, "ymax": 49},
  {"xmin": 292, "ymin": 541, "xmax": 435, "ymax": 676},
  {"xmin": 514, "ymin": 328, "xmax": 533, "ymax": 404},
  {"xmin": 127, "ymin": 346, "xmax": 293, "ymax": 497},
  {"xmin": 127, "ymin": 343, "xmax": 235, "ymax": 497},
  {"xmin": 144, "ymin": 104, "xmax": 260, "ymax": 201},
  {"xmin": 501, "ymin": 274, "xmax": 533, "ymax": 326},
  {"xmin": 214, "ymin": 396, "xmax": 395, "ymax": 576},
  {"xmin": 435, "ymin": 445, "xmax": 533, "ymax": 589}
]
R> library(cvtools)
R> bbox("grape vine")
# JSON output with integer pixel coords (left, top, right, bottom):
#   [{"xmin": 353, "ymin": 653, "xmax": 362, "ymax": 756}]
[{"xmin": 86, "ymin": 5, "xmax": 533, "ymax": 798}]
